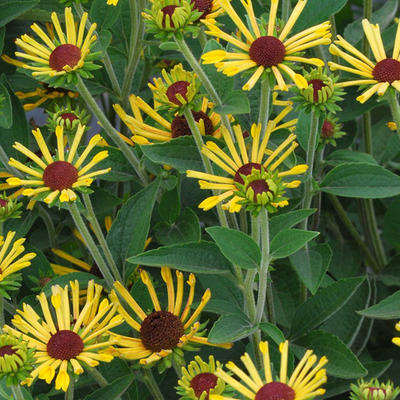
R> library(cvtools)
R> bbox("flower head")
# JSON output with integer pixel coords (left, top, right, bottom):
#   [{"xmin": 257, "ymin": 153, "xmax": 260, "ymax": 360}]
[
  {"xmin": 329, "ymin": 19, "xmax": 400, "ymax": 103},
  {"xmin": 114, "ymin": 95, "xmax": 223, "ymax": 144},
  {"xmin": 149, "ymin": 64, "xmax": 201, "ymax": 113},
  {"xmin": 177, "ymin": 355, "xmax": 231, "ymax": 400},
  {"xmin": 320, "ymin": 114, "xmax": 345, "ymax": 146},
  {"xmin": 350, "ymin": 379, "xmax": 400, "ymax": 400},
  {"xmin": 0, "ymin": 333, "xmax": 35, "ymax": 386},
  {"xmin": 46, "ymin": 103, "xmax": 91, "ymax": 135},
  {"xmin": 4, "ymin": 280, "xmax": 123, "ymax": 391},
  {"xmin": 0, "ymin": 231, "xmax": 36, "ymax": 298},
  {"xmin": 110, "ymin": 267, "xmax": 231, "ymax": 369},
  {"xmin": 191, "ymin": 0, "xmax": 226, "ymax": 23},
  {"xmin": 11, "ymin": 7, "xmax": 100, "ymax": 85},
  {"xmin": 6, "ymin": 124, "xmax": 110, "ymax": 205},
  {"xmin": 187, "ymin": 106, "xmax": 307, "ymax": 213},
  {"xmin": 201, "ymin": 0, "xmax": 330, "ymax": 91},
  {"xmin": 210, "ymin": 340, "xmax": 327, "ymax": 400},
  {"xmin": 0, "ymin": 193, "xmax": 23, "ymax": 222}
]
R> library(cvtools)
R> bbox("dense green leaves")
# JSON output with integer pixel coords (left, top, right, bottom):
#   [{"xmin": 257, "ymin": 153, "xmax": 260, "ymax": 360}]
[
  {"xmin": 214, "ymin": 91, "xmax": 250, "ymax": 115},
  {"xmin": 128, "ymin": 241, "xmax": 232, "ymax": 274},
  {"xmin": 358, "ymin": 290, "xmax": 400, "ymax": 319},
  {"xmin": 320, "ymin": 163, "xmax": 400, "ymax": 198},
  {"xmin": 0, "ymin": 81, "xmax": 12, "ymax": 129},
  {"xmin": 290, "ymin": 276, "xmax": 365, "ymax": 339},
  {"xmin": 90, "ymin": 0, "xmax": 121, "ymax": 30},
  {"xmin": 0, "ymin": 0, "xmax": 39, "ymax": 27},
  {"xmin": 269, "ymin": 209, "xmax": 316, "ymax": 238},
  {"xmin": 383, "ymin": 197, "xmax": 400, "ymax": 251},
  {"xmin": 270, "ymin": 229, "xmax": 319, "ymax": 259},
  {"xmin": 207, "ymin": 226, "xmax": 261, "ymax": 270},
  {"xmin": 84, "ymin": 375, "xmax": 134, "ymax": 400}
]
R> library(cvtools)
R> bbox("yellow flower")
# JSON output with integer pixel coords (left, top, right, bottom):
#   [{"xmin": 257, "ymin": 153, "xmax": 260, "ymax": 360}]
[
  {"xmin": 201, "ymin": 0, "xmax": 331, "ymax": 91},
  {"xmin": 114, "ymin": 96, "xmax": 223, "ymax": 144},
  {"xmin": 3, "ymin": 280, "xmax": 123, "ymax": 391},
  {"xmin": 186, "ymin": 106, "xmax": 306, "ymax": 212},
  {"xmin": 6, "ymin": 124, "xmax": 111, "ymax": 205},
  {"xmin": 210, "ymin": 340, "xmax": 328, "ymax": 400},
  {"xmin": 329, "ymin": 19, "xmax": 400, "ymax": 103},
  {"xmin": 392, "ymin": 321, "xmax": 400, "ymax": 347},
  {"xmin": 12, "ymin": 7, "xmax": 98, "ymax": 81},
  {"xmin": 107, "ymin": 0, "xmax": 119, "ymax": 5},
  {"xmin": 110, "ymin": 267, "xmax": 232, "ymax": 366}
]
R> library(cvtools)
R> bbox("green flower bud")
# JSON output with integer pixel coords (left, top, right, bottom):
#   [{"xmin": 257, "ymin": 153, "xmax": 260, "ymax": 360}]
[
  {"xmin": 0, "ymin": 194, "xmax": 23, "ymax": 222},
  {"xmin": 350, "ymin": 379, "xmax": 400, "ymax": 400}
]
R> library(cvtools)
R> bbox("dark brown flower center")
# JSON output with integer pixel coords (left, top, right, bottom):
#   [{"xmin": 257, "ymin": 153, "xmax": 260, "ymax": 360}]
[
  {"xmin": 0, "ymin": 345, "xmax": 16, "ymax": 357},
  {"xmin": 140, "ymin": 310, "xmax": 184, "ymax": 352},
  {"xmin": 249, "ymin": 179, "xmax": 270, "ymax": 198},
  {"xmin": 191, "ymin": 0, "xmax": 213, "ymax": 19},
  {"xmin": 60, "ymin": 113, "xmax": 78, "ymax": 122},
  {"xmin": 190, "ymin": 372, "xmax": 218, "ymax": 399},
  {"xmin": 234, "ymin": 162, "xmax": 262, "ymax": 185},
  {"xmin": 308, "ymin": 79, "xmax": 326, "ymax": 102},
  {"xmin": 0, "ymin": 199, "xmax": 7, "ymax": 207},
  {"xmin": 171, "ymin": 111, "xmax": 214, "ymax": 137},
  {"xmin": 373, "ymin": 58, "xmax": 400, "ymax": 83},
  {"xmin": 166, "ymin": 81, "xmax": 191, "ymax": 105},
  {"xmin": 162, "ymin": 5, "xmax": 178, "ymax": 27},
  {"xmin": 49, "ymin": 44, "xmax": 82, "ymax": 72},
  {"xmin": 249, "ymin": 36, "xmax": 286, "ymax": 67},
  {"xmin": 43, "ymin": 161, "xmax": 78, "ymax": 191},
  {"xmin": 321, "ymin": 120, "xmax": 334, "ymax": 138},
  {"xmin": 255, "ymin": 382, "xmax": 296, "ymax": 400},
  {"xmin": 47, "ymin": 330, "xmax": 84, "ymax": 360}
]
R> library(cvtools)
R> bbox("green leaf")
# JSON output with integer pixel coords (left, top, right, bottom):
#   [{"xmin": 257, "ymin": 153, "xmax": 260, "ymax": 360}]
[
  {"xmin": 270, "ymin": 229, "xmax": 319, "ymax": 259},
  {"xmin": 269, "ymin": 209, "xmax": 316, "ymax": 239},
  {"xmin": 84, "ymin": 374, "xmax": 134, "ymax": 400},
  {"xmin": 158, "ymin": 186, "xmax": 180, "ymax": 224},
  {"xmin": 259, "ymin": 322, "xmax": 286, "ymax": 345},
  {"xmin": 0, "ymin": 27, "xmax": 5, "ymax": 57},
  {"xmin": 206, "ymin": 226, "xmax": 261, "ymax": 270},
  {"xmin": 90, "ymin": 187, "xmax": 123, "ymax": 216},
  {"xmin": 383, "ymin": 197, "xmax": 400, "ymax": 251},
  {"xmin": 128, "ymin": 241, "xmax": 232, "ymax": 274},
  {"xmin": 154, "ymin": 207, "xmax": 201, "ymax": 246},
  {"xmin": 295, "ymin": 330, "xmax": 367, "ymax": 378},
  {"xmin": 290, "ymin": 276, "xmax": 365, "ymax": 339},
  {"xmin": 358, "ymin": 290, "xmax": 400, "ymax": 319},
  {"xmin": 208, "ymin": 312, "xmax": 257, "ymax": 343},
  {"xmin": 107, "ymin": 178, "xmax": 160, "ymax": 268},
  {"xmin": 293, "ymin": 0, "xmax": 348, "ymax": 33},
  {"xmin": 290, "ymin": 244, "xmax": 332, "ymax": 295},
  {"xmin": 141, "ymin": 136, "xmax": 203, "ymax": 173},
  {"xmin": 339, "ymin": 87, "xmax": 380, "ymax": 122},
  {"xmin": 295, "ymin": 110, "xmax": 312, "ymax": 151},
  {"xmin": 320, "ymin": 163, "xmax": 400, "ymax": 198},
  {"xmin": 0, "ymin": 0, "xmax": 39, "ymax": 27},
  {"xmin": 214, "ymin": 90, "xmax": 250, "ymax": 115},
  {"xmin": 90, "ymin": 0, "xmax": 121, "ymax": 30},
  {"xmin": 325, "ymin": 150, "xmax": 377, "ymax": 167},
  {"xmin": 0, "ymin": 81, "xmax": 12, "ymax": 129}
]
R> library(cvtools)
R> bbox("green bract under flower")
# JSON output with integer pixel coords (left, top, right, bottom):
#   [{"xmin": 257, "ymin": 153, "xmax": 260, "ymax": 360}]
[
  {"xmin": 0, "ymin": 333, "xmax": 35, "ymax": 387},
  {"xmin": 320, "ymin": 114, "xmax": 345, "ymax": 146},
  {"xmin": 0, "ymin": 194, "xmax": 22, "ymax": 222},
  {"xmin": 291, "ymin": 68, "xmax": 345, "ymax": 114},
  {"xmin": 143, "ymin": 0, "xmax": 202, "ymax": 40},
  {"xmin": 350, "ymin": 379, "xmax": 400, "ymax": 400}
]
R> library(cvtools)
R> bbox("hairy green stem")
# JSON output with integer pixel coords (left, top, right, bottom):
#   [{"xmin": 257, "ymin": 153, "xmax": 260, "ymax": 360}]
[
  {"xmin": 65, "ymin": 375, "xmax": 74, "ymax": 400},
  {"xmin": 258, "ymin": 76, "xmax": 271, "ymax": 135},
  {"xmin": 82, "ymin": 193, "xmax": 122, "ymax": 281},
  {"xmin": 301, "ymin": 111, "xmax": 320, "ymax": 230},
  {"xmin": 387, "ymin": 89, "xmax": 400, "ymax": 139},
  {"xmin": 328, "ymin": 194, "xmax": 379, "ymax": 272},
  {"xmin": 68, "ymin": 202, "xmax": 114, "ymax": 288},
  {"xmin": 11, "ymin": 385, "xmax": 25, "ymax": 400},
  {"xmin": 75, "ymin": 76, "xmax": 149, "ymax": 185},
  {"xmin": 282, "ymin": 0, "xmax": 291, "ymax": 22},
  {"xmin": 142, "ymin": 369, "xmax": 165, "ymax": 400},
  {"xmin": 73, "ymin": 3, "xmax": 122, "ymax": 98},
  {"xmin": 121, "ymin": 0, "xmax": 146, "ymax": 104},
  {"xmin": 174, "ymin": 34, "xmax": 234, "ymax": 138},
  {"xmin": 38, "ymin": 205, "xmax": 56, "ymax": 248}
]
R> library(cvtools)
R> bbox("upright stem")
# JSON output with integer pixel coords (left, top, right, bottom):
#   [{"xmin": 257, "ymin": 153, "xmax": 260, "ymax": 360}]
[
  {"xmin": 183, "ymin": 107, "xmax": 229, "ymax": 229},
  {"xmin": 121, "ymin": 0, "xmax": 146, "ymax": 104},
  {"xmin": 73, "ymin": 3, "xmax": 122, "ymax": 98},
  {"xmin": 329, "ymin": 15, "xmax": 339, "ymax": 64},
  {"xmin": 301, "ymin": 111, "xmax": 320, "ymax": 230},
  {"xmin": 82, "ymin": 193, "xmax": 122, "ymax": 281},
  {"xmin": 11, "ymin": 385, "xmax": 25, "ymax": 400},
  {"xmin": 68, "ymin": 202, "xmax": 114, "ymax": 288},
  {"xmin": 65, "ymin": 375, "xmax": 74, "ymax": 400},
  {"xmin": 281, "ymin": 0, "xmax": 291, "ymax": 22},
  {"xmin": 38, "ymin": 205, "xmax": 56, "ymax": 248},
  {"xmin": 75, "ymin": 76, "xmax": 149, "ymax": 186},
  {"xmin": 174, "ymin": 34, "xmax": 234, "ymax": 138},
  {"xmin": 387, "ymin": 89, "xmax": 400, "ymax": 139},
  {"xmin": 142, "ymin": 368, "xmax": 165, "ymax": 400},
  {"xmin": 258, "ymin": 77, "xmax": 271, "ymax": 135}
]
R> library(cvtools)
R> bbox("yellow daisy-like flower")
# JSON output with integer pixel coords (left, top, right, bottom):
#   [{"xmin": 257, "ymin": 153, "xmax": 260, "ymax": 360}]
[
  {"xmin": 6, "ymin": 124, "xmax": 111, "ymax": 204},
  {"xmin": 12, "ymin": 7, "xmax": 97, "ymax": 80},
  {"xmin": 3, "ymin": 280, "xmax": 123, "ymax": 391},
  {"xmin": 110, "ymin": 267, "xmax": 232, "ymax": 366},
  {"xmin": 329, "ymin": 19, "xmax": 400, "ymax": 103},
  {"xmin": 149, "ymin": 63, "xmax": 201, "ymax": 111},
  {"xmin": 392, "ymin": 321, "xmax": 400, "ymax": 347},
  {"xmin": 201, "ymin": 0, "xmax": 331, "ymax": 91},
  {"xmin": 187, "ymin": 106, "xmax": 307, "ymax": 212},
  {"xmin": 210, "ymin": 340, "xmax": 328, "ymax": 400},
  {"xmin": 114, "ymin": 95, "xmax": 223, "ymax": 144}
]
